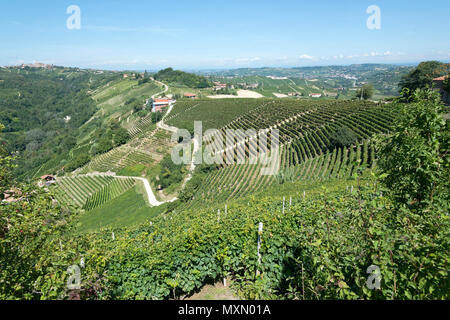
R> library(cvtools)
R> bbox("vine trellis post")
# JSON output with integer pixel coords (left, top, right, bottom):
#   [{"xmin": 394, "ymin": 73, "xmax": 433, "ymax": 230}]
[{"xmin": 256, "ymin": 222, "xmax": 263, "ymax": 276}]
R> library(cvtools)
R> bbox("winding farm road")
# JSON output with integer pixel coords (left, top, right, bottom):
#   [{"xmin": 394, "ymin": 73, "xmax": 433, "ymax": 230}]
[
  {"xmin": 137, "ymin": 80, "xmax": 199, "ymax": 206},
  {"xmin": 71, "ymin": 80, "xmax": 198, "ymax": 208},
  {"xmin": 115, "ymin": 175, "xmax": 176, "ymax": 206}
]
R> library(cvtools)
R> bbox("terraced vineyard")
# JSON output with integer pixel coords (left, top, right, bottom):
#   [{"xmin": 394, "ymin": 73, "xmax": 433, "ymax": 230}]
[
  {"xmin": 205, "ymin": 100, "xmax": 394, "ymax": 159},
  {"xmin": 83, "ymin": 177, "xmax": 136, "ymax": 211},
  {"xmin": 165, "ymin": 99, "xmax": 266, "ymax": 133},
  {"xmin": 53, "ymin": 175, "xmax": 115, "ymax": 207},
  {"xmin": 179, "ymin": 99, "xmax": 396, "ymax": 207},
  {"xmin": 52, "ymin": 175, "xmax": 137, "ymax": 209},
  {"xmin": 188, "ymin": 140, "xmax": 375, "ymax": 206},
  {"xmin": 78, "ymin": 147, "xmax": 154, "ymax": 173},
  {"xmin": 125, "ymin": 113, "xmax": 155, "ymax": 138}
]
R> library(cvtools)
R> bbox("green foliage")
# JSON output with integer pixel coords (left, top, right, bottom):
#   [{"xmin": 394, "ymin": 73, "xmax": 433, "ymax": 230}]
[
  {"xmin": 117, "ymin": 164, "xmax": 146, "ymax": 177},
  {"xmin": 154, "ymin": 68, "xmax": 211, "ymax": 88},
  {"xmin": 355, "ymin": 83, "xmax": 374, "ymax": 100},
  {"xmin": 0, "ymin": 67, "xmax": 115, "ymax": 179},
  {"xmin": 370, "ymin": 88, "xmax": 450, "ymax": 300},
  {"xmin": 65, "ymin": 153, "xmax": 91, "ymax": 172},
  {"xmin": 376, "ymin": 88, "xmax": 449, "ymax": 208},
  {"xmin": 0, "ymin": 123, "xmax": 17, "ymax": 194},
  {"xmin": 113, "ymin": 128, "xmax": 130, "ymax": 147},
  {"xmin": 151, "ymin": 111, "xmax": 163, "ymax": 124},
  {"xmin": 443, "ymin": 74, "xmax": 450, "ymax": 93},
  {"xmin": 275, "ymin": 167, "xmax": 296, "ymax": 184},
  {"xmin": 330, "ymin": 126, "xmax": 358, "ymax": 148},
  {"xmin": 157, "ymin": 155, "xmax": 185, "ymax": 189}
]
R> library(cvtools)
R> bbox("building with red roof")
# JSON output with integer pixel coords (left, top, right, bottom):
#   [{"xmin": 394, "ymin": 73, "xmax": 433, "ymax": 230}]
[{"xmin": 184, "ymin": 93, "xmax": 196, "ymax": 99}]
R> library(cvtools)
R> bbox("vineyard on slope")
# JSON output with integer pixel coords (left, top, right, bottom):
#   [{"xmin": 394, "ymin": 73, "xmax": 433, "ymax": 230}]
[
  {"xmin": 178, "ymin": 100, "xmax": 395, "ymax": 206},
  {"xmin": 52, "ymin": 175, "xmax": 136, "ymax": 209},
  {"xmin": 83, "ymin": 177, "xmax": 136, "ymax": 211}
]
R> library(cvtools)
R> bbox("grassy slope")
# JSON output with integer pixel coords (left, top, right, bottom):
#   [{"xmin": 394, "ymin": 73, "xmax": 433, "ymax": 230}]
[{"xmin": 73, "ymin": 186, "xmax": 168, "ymax": 233}]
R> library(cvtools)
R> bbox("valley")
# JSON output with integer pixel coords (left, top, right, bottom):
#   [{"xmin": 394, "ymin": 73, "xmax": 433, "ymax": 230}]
[{"xmin": 1, "ymin": 62, "xmax": 449, "ymax": 301}]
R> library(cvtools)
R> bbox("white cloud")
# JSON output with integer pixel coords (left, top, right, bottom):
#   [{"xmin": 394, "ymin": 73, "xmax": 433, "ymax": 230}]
[
  {"xmin": 235, "ymin": 57, "xmax": 261, "ymax": 63},
  {"xmin": 298, "ymin": 54, "xmax": 313, "ymax": 60},
  {"xmin": 366, "ymin": 51, "xmax": 393, "ymax": 57}
]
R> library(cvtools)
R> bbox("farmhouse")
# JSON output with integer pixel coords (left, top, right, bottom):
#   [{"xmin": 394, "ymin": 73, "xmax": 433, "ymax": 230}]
[
  {"xmin": 309, "ymin": 93, "xmax": 322, "ymax": 98},
  {"xmin": 152, "ymin": 98, "xmax": 173, "ymax": 112},
  {"xmin": 39, "ymin": 175, "xmax": 56, "ymax": 187},
  {"xmin": 41, "ymin": 175, "xmax": 56, "ymax": 182},
  {"xmin": 153, "ymin": 98, "xmax": 169, "ymax": 111},
  {"xmin": 213, "ymin": 82, "xmax": 227, "ymax": 91},
  {"xmin": 184, "ymin": 93, "xmax": 197, "ymax": 99}
]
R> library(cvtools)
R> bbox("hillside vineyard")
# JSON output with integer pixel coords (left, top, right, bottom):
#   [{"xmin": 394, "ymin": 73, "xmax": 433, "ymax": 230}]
[{"xmin": 1, "ymin": 63, "xmax": 448, "ymax": 302}]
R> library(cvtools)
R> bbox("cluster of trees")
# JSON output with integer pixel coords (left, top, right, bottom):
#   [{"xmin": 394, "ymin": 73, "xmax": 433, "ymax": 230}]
[
  {"xmin": 330, "ymin": 126, "xmax": 358, "ymax": 148},
  {"xmin": 0, "ymin": 68, "xmax": 101, "ymax": 179},
  {"xmin": 156, "ymin": 154, "xmax": 185, "ymax": 189},
  {"xmin": 151, "ymin": 111, "xmax": 163, "ymax": 124},
  {"xmin": 444, "ymin": 75, "xmax": 450, "ymax": 93},
  {"xmin": 90, "ymin": 123, "xmax": 130, "ymax": 156},
  {"xmin": 137, "ymin": 71, "xmax": 151, "ymax": 85},
  {"xmin": 355, "ymin": 83, "xmax": 374, "ymax": 100},
  {"xmin": 154, "ymin": 68, "xmax": 211, "ymax": 88},
  {"xmin": 125, "ymin": 97, "xmax": 144, "ymax": 113},
  {"xmin": 63, "ymin": 122, "xmax": 130, "ymax": 173},
  {"xmin": 399, "ymin": 61, "xmax": 450, "ymax": 100},
  {"xmin": 0, "ymin": 67, "xmax": 129, "ymax": 177}
]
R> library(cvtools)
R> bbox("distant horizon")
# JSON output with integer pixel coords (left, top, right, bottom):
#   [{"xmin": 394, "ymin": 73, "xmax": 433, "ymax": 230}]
[{"xmin": 4, "ymin": 60, "xmax": 441, "ymax": 73}]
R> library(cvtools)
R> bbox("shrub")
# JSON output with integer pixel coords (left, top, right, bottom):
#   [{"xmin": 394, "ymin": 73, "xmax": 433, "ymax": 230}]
[{"xmin": 330, "ymin": 126, "xmax": 358, "ymax": 148}]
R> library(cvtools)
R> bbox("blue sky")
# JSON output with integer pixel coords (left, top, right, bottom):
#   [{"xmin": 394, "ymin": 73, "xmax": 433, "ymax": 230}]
[{"xmin": 1, "ymin": 0, "xmax": 449, "ymax": 70}]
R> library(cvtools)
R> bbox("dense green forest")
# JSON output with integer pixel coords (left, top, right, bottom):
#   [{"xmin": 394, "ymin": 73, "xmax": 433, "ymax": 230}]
[
  {"xmin": 0, "ymin": 67, "xmax": 128, "ymax": 179},
  {"xmin": 154, "ymin": 67, "xmax": 211, "ymax": 88}
]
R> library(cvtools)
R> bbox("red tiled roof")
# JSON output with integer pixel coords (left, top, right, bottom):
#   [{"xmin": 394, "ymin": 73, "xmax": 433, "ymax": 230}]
[
  {"xmin": 433, "ymin": 75, "xmax": 448, "ymax": 81},
  {"xmin": 184, "ymin": 93, "xmax": 196, "ymax": 97},
  {"xmin": 40, "ymin": 175, "xmax": 55, "ymax": 180}
]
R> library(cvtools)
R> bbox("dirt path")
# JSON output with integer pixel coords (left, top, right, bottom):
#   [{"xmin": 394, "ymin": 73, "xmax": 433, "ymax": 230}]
[
  {"xmin": 70, "ymin": 80, "xmax": 199, "ymax": 207},
  {"xmin": 207, "ymin": 89, "xmax": 263, "ymax": 99}
]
